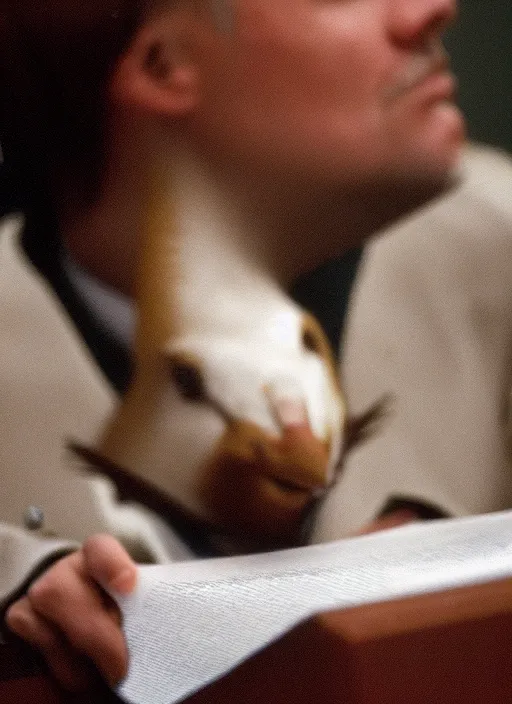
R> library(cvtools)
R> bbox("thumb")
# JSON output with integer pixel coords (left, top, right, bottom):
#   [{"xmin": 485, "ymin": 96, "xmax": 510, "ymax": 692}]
[{"xmin": 83, "ymin": 534, "xmax": 138, "ymax": 596}]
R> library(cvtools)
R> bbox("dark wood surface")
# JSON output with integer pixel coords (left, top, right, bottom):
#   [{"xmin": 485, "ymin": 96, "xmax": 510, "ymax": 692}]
[{"xmin": 2, "ymin": 578, "xmax": 512, "ymax": 703}]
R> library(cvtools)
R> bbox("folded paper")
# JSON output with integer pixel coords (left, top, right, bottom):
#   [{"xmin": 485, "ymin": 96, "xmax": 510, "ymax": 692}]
[{"xmin": 117, "ymin": 510, "xmax": 512, "ymax": 704}]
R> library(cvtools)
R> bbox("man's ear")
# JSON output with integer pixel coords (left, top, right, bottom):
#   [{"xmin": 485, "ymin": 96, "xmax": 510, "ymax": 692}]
[{"xmin": 109, "ymin": 13, "xmax": 200, "ymax": 117}]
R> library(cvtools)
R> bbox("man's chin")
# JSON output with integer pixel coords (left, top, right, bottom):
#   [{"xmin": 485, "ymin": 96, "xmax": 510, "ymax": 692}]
[
  {"xmin": 416, "ymin": 116, "xmax": 467, "ymax": 186},
  {"xmin": 395, "ymin": 134, "xmax": 465, "ymax": 201}
]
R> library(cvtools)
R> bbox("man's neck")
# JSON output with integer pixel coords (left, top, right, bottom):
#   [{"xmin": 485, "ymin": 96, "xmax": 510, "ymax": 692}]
[{"xmin": 61, "ymin": 141, "xmax": 453, "ymax": 297}]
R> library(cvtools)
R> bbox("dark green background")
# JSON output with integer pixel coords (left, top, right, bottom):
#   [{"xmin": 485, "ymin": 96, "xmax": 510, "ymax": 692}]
[{"xmin": 445, "ymin": 0, "xmax": 512, "ymax": 153}]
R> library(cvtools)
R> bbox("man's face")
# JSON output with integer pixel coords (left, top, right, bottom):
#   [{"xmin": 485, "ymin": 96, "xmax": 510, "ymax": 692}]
[{"xmin": 188, "ymin": 0, "xmax": 464, "ymax": 190}]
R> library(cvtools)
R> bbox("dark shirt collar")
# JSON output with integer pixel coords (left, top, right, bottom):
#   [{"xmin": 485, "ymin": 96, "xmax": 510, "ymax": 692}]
[{"xmin": 21, "ymin": 217, "xmax": 133, "ymax": 395}]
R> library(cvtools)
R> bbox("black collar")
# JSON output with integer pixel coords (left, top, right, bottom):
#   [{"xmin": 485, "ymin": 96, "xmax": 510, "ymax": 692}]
[{"xmin": 22, "ymin": 217, "xmax": 132, "ymax": 395}]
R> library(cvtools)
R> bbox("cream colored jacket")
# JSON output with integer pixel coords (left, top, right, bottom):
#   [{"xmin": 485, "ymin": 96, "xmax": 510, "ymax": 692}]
[
  {"xmin": 314, "ymin": 145, "xmax": 512, "ymax": 540},
  {"xmin": 0, "ymin": 217, "xmax": 192, "ymax": 606},
  {"xmin": 1, "ymin": 145, "xmax": 512, "ymax": 605}
]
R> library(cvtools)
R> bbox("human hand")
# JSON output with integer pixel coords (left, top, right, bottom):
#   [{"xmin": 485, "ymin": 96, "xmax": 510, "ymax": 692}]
[{"xmin": 5, "ymin": 534, "xmax": 137, "ymax": 693}]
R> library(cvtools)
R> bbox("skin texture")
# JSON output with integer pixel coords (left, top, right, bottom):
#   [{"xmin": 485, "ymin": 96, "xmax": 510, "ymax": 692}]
[
  {"xmin": 6, "ymin": 535, "xmax": 137, "ymax": 691},
  {"xmin": 68, "ymin": 0, "xmax": 465, "ymax": 295},
  {"xmin": 185, "ymin": 0, "xmax": 464, "ymax": 188},
  {"xmin": 5, "ymin": 0, "xmax": 464, "ymax": 692}
]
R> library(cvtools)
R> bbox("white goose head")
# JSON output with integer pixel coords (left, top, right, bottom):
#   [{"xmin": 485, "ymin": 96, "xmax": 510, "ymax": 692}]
[
  {"xmin": 96, "ymin": 159, "xmax": 349, "ymax": 552},
  {"xmin": 163, "ymin": 308, "xmax": 345, "ymax": 548}
]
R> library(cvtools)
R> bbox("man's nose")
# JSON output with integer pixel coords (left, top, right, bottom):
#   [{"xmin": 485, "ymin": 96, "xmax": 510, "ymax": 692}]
[{"xmin": 387, "ymin": 0, "xmax": 457, "ymax": 47}]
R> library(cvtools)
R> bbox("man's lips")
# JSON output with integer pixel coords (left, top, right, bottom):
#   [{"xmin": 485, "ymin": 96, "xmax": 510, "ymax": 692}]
[
  {"xmin": 407, "ymin": 70, "xmax": 457, "ymax": 103},
  {"xmin": 385, "ymin": 51, "xmax": 455, "ymax": 104}
]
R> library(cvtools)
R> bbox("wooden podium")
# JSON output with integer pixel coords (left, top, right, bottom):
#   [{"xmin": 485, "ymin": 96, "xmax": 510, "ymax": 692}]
[{"xmin": 2, "ymin": 577, "xmax": 511, "ymax": 703}]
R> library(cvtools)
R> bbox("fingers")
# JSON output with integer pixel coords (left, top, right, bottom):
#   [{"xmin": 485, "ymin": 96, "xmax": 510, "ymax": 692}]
[
  {"xmin": 5, "ymin": 536, "xmax": 137, "ymax": 691},
  {"xmin": 83, "ymin": 534, "xmax": 138, "ymax": 596},
  {"xmin": 6, "ymin": 597, "xmax": 93, "ymax": 692},
  {"xmin": 23, "ymin": 550, "xmax": 129, "ymax": 686}
]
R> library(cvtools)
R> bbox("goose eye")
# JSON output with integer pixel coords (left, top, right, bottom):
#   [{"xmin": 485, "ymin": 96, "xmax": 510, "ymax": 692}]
[
  {"xmin": 170, "ymin": 361, "xmax": 206, "ymax": 401},
  {"xmin": 302, "ymin": 328, "xmax": 320, "ymax": 354}
]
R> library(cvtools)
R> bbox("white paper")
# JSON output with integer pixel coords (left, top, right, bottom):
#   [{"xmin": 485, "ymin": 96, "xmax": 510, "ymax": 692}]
[{"xmin": 116, "ymin": 510, "xmax": 512, "ymax": 704}]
